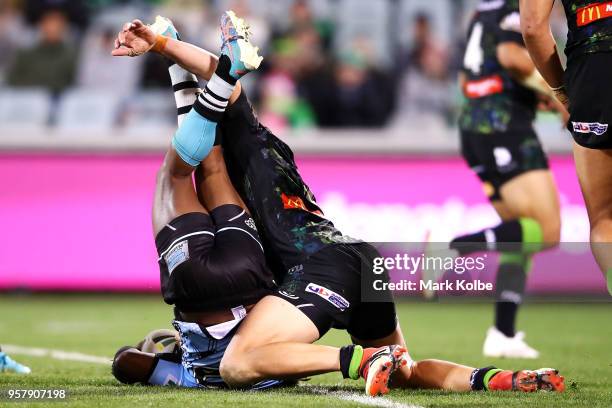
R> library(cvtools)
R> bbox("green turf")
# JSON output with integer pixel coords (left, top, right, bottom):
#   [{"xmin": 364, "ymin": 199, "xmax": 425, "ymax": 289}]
[{"xmin": 0, "ymin": 295, "xmax": 610, "ymax": 407}]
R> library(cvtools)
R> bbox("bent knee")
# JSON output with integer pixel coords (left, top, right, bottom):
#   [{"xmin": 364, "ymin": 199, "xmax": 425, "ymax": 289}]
[{"xmin": 219, "ymin": 354, "xmax": 258, "ymax": 388}]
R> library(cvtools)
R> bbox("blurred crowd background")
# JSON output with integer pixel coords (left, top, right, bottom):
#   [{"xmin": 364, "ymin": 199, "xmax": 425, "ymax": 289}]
[{"xmin": 0, "ymin": 0, "xmax": 570, "ymax": 148}]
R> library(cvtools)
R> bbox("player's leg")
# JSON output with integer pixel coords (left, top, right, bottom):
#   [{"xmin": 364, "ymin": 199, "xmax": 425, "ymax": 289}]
[
  {"xmin": 478, "ymin": 170, "xmax": 560, "ymax": 357},
  {"xmin": 573, "ymin": 142, "xmax": 612, "ymax": 295},
  {"xmin": 152, "ymin": 12, "xmax": 258, "ymax": 224},
  {"xmin": 353, "ymin": 324, "xmax": 563, "ymax": 392},
  {"xmin": 220, "ymin": 295, "xmax": 407, "ymax": 396},
  {"xmin": 483, "ymin": 199, "xmax": 535, "ymax": 357},
  {"xmin": 220, "ymin": 295, "xmax": 334, "ymax": 383},
  {"xmin": 450, "ymin": 169, "xmax": 560, "ymax": 255},
  {"xmin": 450, "ymin": 129, "xmax": 559, "ymax": 255},
  {"xmin": 154, "ymin": 16, "xmax": 246, "ymax": 214}
]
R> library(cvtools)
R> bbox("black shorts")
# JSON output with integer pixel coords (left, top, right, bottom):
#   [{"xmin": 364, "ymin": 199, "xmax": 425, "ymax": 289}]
[
  {"xmin": 460, "ymin": 128, "xmax": 549, "ymax": 201},
  {"xmin": 566, "ymin": 52, "xmax": 612, "ymax": 149},
  {"xmin": 155, "ymin": 204, "xmax": 275, "ymax": 312},
  {"xmin": 272, "ymin": 242, "xmax": 397, "ymax": 341}
]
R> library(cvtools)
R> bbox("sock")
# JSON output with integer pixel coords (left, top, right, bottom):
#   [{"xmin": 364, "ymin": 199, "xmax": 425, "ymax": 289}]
[
  {"xmin": 193, "ymin": 55, "xmax": 235, "ymax": 122},
  {"xmin": 450, "ymin": 218, "xmax": 543, "ymax": 256},
  {"xmin": 470, "ymin": 366, "xmax": 503, "ymax": 391},
  {"xmin": 172, "ymin": 55, "xmax": 236, "ymax": 166},
  {"xmin": 167, "ymin": 61, "xmax": 200, "ymax": 126},
  {"xmin": 339, "ymin": 345, "xmax": 362, "ymax": 379},
  {"xmin": 494, "ymin": 253, "xmax": 529, "ymax": 337},
  {"xmin": 607, "ymin": 269, "xmax": 612, "ymax": 296}
]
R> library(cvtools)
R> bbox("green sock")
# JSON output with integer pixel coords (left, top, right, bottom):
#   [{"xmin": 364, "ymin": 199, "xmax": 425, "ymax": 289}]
[
  {"xmin": 519, "ymin": 218, "xmax": 543, "ymax": 252},
  {"xmin": 348, "ymin": 345, "xmax": 364, "ymax": 380},
  {"xmin": 483, "ymin": 368, "xmax": 504, "ymax": 391}
]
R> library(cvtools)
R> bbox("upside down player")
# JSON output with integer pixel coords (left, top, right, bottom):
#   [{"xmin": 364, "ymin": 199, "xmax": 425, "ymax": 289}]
[
  {"xmin": 112, "ymin": 12, "xmax": 565, "ymax": 395},
  {"xmin": 111, "ymin": 13, "xmax": 408, "ymax": 392},
  {"xmin": 520, "ymin": 0, "xmax": 612, "ymax": 297},
  {"xmin": 448, "ymin": 0, "xmax": 569, "ymax": 359}
]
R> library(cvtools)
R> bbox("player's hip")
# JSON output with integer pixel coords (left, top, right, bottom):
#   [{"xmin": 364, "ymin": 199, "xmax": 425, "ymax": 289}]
[
  {"xmin": 155, "ymin": 208, "xmax": 275, "ymax": 313},
  {"xmin": 272, "ymin": 242, "xmax": 397, "ymax": 340},
  {"xmin": 565, "ymin": 52, "xmax": 612, "ymax": 149}
]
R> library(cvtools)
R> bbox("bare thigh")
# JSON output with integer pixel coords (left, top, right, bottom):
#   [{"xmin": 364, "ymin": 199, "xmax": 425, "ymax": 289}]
[
  {"xmin": 152, "ymin": 150, "xmax": 207, "ymax": 236},
  {"xmin": 225, "ymin": 296, "xmax": 320, "ymax": 355},
  {"xmin": 573, "ymin": 142, "xmax": 612, "ymax": 270},
  {"xmin": 195, "ymin": 146, "xmax": 248, "ymax": 212}
]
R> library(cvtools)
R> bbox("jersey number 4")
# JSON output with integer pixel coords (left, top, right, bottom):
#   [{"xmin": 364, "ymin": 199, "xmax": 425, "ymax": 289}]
[{"xmin": 464, "ymin": 22, "xmax": 484, "ymax": 75}]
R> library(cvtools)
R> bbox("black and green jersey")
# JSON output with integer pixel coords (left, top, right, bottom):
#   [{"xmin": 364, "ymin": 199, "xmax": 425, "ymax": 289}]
[
  {"xmin": 220, "ymin": 92, "xmax": 359, "ymax": 277},
  {"xmin": 562, "ymin": 0, "xmax": 612, "ymax": 61},
  {"xmin": 459, "ymin": 0, "xmax": 537, "ymax": 134}
]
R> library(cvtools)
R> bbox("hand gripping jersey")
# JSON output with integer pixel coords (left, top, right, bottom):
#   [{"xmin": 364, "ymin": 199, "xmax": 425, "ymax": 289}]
[
  {"xmin": 562, "ymin": 0, "xmax": 612, "ymax": 61},
  {"xmin": 459, "ymin": 0, "xmax": 537, "ymax": 134}
]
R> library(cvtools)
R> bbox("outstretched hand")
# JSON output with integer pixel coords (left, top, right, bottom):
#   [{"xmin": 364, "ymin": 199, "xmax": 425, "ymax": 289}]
[{"xmin": 111, "ymin": 19, "xmax": 158, "ymax": 57}]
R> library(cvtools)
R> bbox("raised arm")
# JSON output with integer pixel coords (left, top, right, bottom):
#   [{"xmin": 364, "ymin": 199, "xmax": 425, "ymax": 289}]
[
  {"xmin": 519, "ymin": 0, "xmax": 568, "ymax": 106},
  {"xmin": 112, "ymin": 19, "xmax": 219, "ymax": 80}
]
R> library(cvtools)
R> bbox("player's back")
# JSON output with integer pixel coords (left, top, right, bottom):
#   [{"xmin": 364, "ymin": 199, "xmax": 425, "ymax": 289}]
[
  {"xmin": 561, "ymin": 0, "xmax": 612, "ymax": 61},
  {"xmin": 459, "ymin": 0, "xmax": 537, "ymax": 134},
  {"xmin": 220, "ymin": 91, "xmax": 359, "ymax": 275}
]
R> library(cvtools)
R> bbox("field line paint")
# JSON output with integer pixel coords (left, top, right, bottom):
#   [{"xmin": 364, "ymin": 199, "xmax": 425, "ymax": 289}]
[
  {"xmin": 309, "ymin": 386, "xmax": 423, "ymax": 408},
  {"xmin": 3, "ymin": 344, "xmax": 111, "ymax": 365}
]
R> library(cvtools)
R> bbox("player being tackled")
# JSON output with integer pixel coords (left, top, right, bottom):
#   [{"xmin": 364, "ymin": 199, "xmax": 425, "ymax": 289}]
[{"xmin": 112, "ymin": 11, "xmax": 565, "ymax": 397}]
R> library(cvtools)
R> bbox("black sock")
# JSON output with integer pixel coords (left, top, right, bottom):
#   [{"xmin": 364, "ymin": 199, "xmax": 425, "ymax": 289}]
[
  {"xmin": 215, "ymin": 54, "xmax": 237, "ymax": 85},
  {"xmin": 339, "ymin": 345, "xmax": 356, "ymax": 379},
  {"xmin": 494, "ymin": 255, "xmax": 527, "ymax": 337},
  {"xmin": 450, "ymin": 220, "xmax": 523, "ymax": 256},
  {"xmin": 470, "ymin": 366, "xmax": 499, "ymax": 391},
  {"xmin": 192, "ymin": 56, "xmax": 236, "ymax": 123}
]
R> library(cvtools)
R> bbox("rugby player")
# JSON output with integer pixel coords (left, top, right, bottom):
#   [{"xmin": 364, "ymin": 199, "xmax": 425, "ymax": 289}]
[
  {"xmin": 520, "ymin": 0, "xmax": 612, "ymax": 297},
  {"xmin": 113, "ymin": 12, "xmax": 565, "ymax": 395},
  {"xmin": 111, "ymin": 13, "xmax": 407, "ymax": 393},
  {"xmin": 449, "ymin": 0, "xmax": 568, "ymax": 359}
]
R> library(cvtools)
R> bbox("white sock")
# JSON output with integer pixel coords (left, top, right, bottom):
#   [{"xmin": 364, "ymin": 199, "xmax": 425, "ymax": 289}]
[{"xmin": 168, "ymin": 63, "xmax": 201, "ymax": 126}]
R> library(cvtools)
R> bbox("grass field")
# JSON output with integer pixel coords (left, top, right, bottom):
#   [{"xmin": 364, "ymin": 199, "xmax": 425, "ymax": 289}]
[{"xmin": 0, "ymin": 295, "xmax": 610, "ymax": 407}]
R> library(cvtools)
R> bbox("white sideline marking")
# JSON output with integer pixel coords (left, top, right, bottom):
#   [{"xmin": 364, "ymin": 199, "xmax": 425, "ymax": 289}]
[
  {"xmin": 3, "ymin": 344, "xmax": 111, "ymax": 365},
  {"xmin": 309, "ymin": 387, "xmax": 423, "ymax": 408}
]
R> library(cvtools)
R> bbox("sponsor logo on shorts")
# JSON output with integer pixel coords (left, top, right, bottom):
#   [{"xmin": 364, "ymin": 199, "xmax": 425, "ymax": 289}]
[
  {"xmin": 164, "ymin": 240, "xmax": 189, "ymax": 275},
  {"xmin": 305, "ymin": 283, "xmax": 350, "ymax": 311},
  {"xmin": 572, "ymin": 121, "xmax": 609, "ymax": 136}
]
